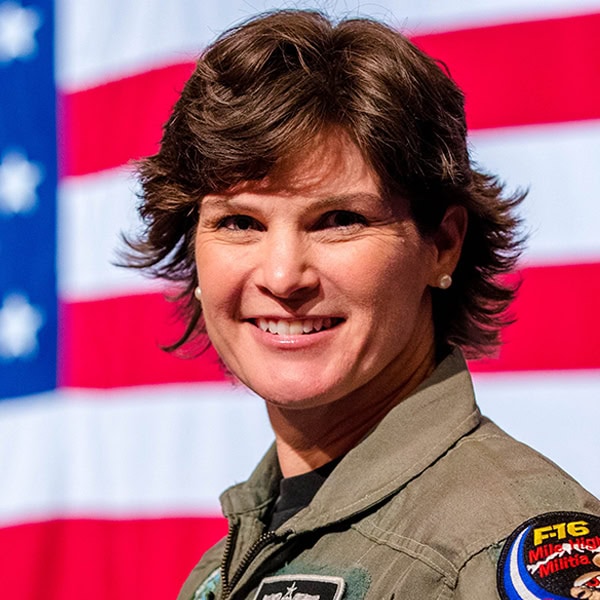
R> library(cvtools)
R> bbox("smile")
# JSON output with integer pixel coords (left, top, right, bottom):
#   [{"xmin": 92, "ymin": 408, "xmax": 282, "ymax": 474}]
[{"xmin": 253, "ymin": 317, "xmax": 343, "ymax": 336}]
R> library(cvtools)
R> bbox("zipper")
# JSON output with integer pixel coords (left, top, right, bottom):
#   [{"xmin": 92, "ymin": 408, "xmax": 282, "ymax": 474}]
[
  {"xmin": 220, "ymin": 520, "xmax": 239, "ymax": 600},
  {"xmin": 220, "ymin": 521, "xmax": 292, "ymax": 600}
]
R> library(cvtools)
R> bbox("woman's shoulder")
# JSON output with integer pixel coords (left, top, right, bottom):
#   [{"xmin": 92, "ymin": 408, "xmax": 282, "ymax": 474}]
[{"xmin": 358, "ymin": 416, "xmax": 600, "ymax": 576}]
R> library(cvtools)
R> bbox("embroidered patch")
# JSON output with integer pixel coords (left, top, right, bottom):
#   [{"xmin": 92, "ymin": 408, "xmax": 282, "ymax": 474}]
[
  {"xmin": 254, "ymin": 574, "xmax": 345, "ymax": 600},
  {"xmin": 497, "ymin": 511, "xmax": 600, "ymax": 599},
  {"xmin": 193, "ymin": 567, "xmax": 220, "ymax": 600},
  {"xmin": 274, "ymin": 563, "xmax": 370, "ymax": 600}
]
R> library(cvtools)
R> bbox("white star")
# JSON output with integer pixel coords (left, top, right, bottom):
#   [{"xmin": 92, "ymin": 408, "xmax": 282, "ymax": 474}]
[
  {"xmin": 0, "ymin": 151, "xmax": 43, "ymax": 214},
  {"xmin": 0, "ymin": 1, "xmax": 41, "ymax": 62},
  {"xmin": 282, "ymin": 583, "xmax": 298, "ymax": 600},
  {"xmin": 0, "ymin": 293, "xmax": 44, "ymax": 360}
]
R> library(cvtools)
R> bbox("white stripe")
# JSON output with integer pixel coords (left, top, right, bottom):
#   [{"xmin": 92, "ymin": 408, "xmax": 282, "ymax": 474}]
[
  {"xmin": 0, "ymin": 384, "xmax": 272, "ymax": 526},
  {"xmin": 474, "ymin": 370, "xmax": 600, "ymax": 500},
  {"xmin": 392, "ymin": 0, "xmax": 600, "ymax": 33},
  {"xmin": 56, "ymin": 0, "xmax": 208, "ymax": 90},
  {"xmin": 508, "ymin": 529, "xmax": 540, "ymax": 600},
  {"xmin": 57, "ymin": 169, "xmax": 159, "ymax": 300},
  {"xmin": 56, "ymin": 0, "xmax": 600, "ymax": 90},
  {"xmin": 471, "ymin": 120, "xmax": 600, "ymax": 266},
  {"xmin": 1, "ymin": 372, "xmax": 598, "ymax": 525},
  {"xmin": 58, "ymin": 121, "xmax": 600, "ymax": 300}
]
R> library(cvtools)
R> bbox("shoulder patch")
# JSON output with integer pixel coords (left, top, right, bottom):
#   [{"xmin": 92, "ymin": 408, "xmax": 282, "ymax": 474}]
[
  {"xmin": 497, "ymin": 511, "xmax": 600, "ymax": 599},
  {"xmin": 254, "ymin": 574, "xmax": 345, "ymax": 600}
]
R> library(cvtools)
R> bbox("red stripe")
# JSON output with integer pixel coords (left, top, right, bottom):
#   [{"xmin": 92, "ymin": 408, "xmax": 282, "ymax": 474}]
[
  {"xmin": 60, "ymin": 263, "xmax": 600, "ymax": 388},
  {"xmin": 413, "ymin": 11, "xmax": 600, "ymax": 131},
  {"xmin": 0, "ymin": 516, "xmax": 226, "ymax": 600},
  {"xmin": 471, "ymin": 261, "xmax": 600, "ymax": 372},
  {"xmin": 59, "ymin": 292, "xmax": 226, "ymax": 388},
  {"xmin": 59, "ymin": 62, "xmax": 195, "ymax": 177},
  {"xmin": 60, "ymin": 12, "xmax": 600, "ymax": 177}
]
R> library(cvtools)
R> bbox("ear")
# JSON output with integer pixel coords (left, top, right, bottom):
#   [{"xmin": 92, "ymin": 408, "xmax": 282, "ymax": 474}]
[{"xmin": 428, "ymin": 204, "xmax": 468, "ymax": 287}]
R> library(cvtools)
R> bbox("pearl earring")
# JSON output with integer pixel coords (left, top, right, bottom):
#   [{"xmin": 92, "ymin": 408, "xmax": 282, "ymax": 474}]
[
  {"xmin": 438, "ymin": 274, "xmax": 452, "ymax": 290},
  {"xmin": 194, "ymin": 286, "xmax": 202, "ymax": 302}
]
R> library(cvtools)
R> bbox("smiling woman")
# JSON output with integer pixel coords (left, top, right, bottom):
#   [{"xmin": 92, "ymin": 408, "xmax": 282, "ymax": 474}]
[
  {"xmin": 125, "ymin": 9, "xmax": 600, "ymax": 600},
  {"xmin": 194, "ymin": 131, "xmax": 453, "ymax": 419}
]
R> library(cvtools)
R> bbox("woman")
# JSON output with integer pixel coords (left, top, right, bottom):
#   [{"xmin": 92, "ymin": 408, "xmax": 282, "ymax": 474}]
[{"xmin": 128, "ymin": 10, "xmax": 600, "ymax": 600}]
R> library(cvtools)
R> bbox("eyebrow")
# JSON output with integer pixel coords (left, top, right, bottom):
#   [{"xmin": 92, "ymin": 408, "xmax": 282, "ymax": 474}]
[
  {"xmin": 201, "ymin": 192, "xmax": 384, "ymax": 210},
  {"xmin": 303, "ymin": 193, "xmax": 384, "ymax": 210}
]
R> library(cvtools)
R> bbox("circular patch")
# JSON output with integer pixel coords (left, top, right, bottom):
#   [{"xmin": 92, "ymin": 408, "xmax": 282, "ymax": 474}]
[{"xmin": 497, "ymin": 511, "xmax": 600, "ymax": 599}]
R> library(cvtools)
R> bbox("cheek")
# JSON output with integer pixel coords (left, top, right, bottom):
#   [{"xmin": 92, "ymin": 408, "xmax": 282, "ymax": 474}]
[
  {"xmin": 333, "ymin": 240, "xmax": 431, "ymax": 311},
  {"xmin": 195, "ymin": 246, "xmax": 245, "ymax": 319}
]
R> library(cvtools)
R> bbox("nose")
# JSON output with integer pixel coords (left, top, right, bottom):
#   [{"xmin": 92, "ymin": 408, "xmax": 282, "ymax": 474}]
[{"xmin": 256, "ymin": 229, "xmax": 319, "ymax": 301}]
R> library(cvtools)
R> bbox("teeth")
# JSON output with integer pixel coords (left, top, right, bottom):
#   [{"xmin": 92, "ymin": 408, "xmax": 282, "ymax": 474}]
[
  {"xmin": 256, "ymin": 318, "xmax": 338, "ymax": 335},
  {"xmin": 289, "ymin": 322, "xmax": 303, "ymax": 335},
  {"xmin": 276, "ymin": 321, "xmax": 290, "ymax": 336}
]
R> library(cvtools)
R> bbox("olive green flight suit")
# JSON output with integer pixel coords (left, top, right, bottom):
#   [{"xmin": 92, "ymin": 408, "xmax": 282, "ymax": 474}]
[{"xmin": 178, "ymin": 350, "xmax": 600, "ymax": 600}]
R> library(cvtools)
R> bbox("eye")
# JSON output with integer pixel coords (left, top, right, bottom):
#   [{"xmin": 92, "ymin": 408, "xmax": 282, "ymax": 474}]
[
  {"xmin": 217, "ymin": 215, "xmax": 264, "ymax": 231},
  {"xmin": 317, "ymin": 210, "xmax": 368, "ymax": 229}
]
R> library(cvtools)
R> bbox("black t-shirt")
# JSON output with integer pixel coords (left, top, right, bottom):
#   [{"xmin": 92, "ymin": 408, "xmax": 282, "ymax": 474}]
[{"xmin": 268, "ymin": 457, "xmax": 342, "ymax": 530}]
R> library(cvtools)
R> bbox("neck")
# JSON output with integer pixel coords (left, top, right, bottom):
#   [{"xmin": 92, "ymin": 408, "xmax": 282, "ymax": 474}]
[{"xmin": 267, "ymin": 337, "xmax": 436, "ymax": 478}]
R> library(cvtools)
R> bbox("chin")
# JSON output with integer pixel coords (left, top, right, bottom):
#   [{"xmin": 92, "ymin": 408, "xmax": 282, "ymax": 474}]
[{"xmin": 249, "ymin": 378, "xmax": 346, "ymax": 411}]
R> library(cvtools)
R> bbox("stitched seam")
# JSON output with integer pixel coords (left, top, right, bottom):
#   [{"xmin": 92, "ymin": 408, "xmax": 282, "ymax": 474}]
[
  {"xmin": 435, "ymin": 581, "xmax": 454, "ymax": 600},
  {"xmin": 368, "ymin": 522, "xmax": 458, "ymax": 577},
  {"xmin": 352, "ymin": 521, "xmax": 458, "ymax": 584},
  {"xmin": 454, "ymin": 433, "xmax": 508, "ymax": 447},
  {"xmin": 224, "ymin": 497, "xmax": 274, "ymax": 518},
  {"xmin": 352, "ymin": 540, "xmax": 380, "ymax": 567},
  {"xmin": 450, "ymin": 543, "xmax": 504, "ymax": 595},
  {"xmin": 457, "ymin": 528, "xmax": 511, "ymax": 564},
  {"xmin": 448, "ymin": 433, "xmax": 522, "ymax": 563}
]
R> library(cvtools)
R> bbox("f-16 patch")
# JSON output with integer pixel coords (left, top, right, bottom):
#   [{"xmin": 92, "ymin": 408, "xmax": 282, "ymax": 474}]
[
  {"xmin": 254, "ymin": 574, "xmax": 345, "ymax": 600},
  {"xmin": 497, "ymin": 511, "xmax": 600, "ymax": 599}
]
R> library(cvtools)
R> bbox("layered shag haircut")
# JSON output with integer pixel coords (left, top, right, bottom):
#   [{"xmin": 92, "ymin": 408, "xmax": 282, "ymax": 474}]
[{"xmin": 126, "ymin": 9, "xmax": 525, "ymax": 359}]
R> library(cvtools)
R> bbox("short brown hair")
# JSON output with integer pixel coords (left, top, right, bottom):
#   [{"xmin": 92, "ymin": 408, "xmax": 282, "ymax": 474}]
[{"xmin": 126, "ymin": 9, "xmax": 525, "ymax": 358}]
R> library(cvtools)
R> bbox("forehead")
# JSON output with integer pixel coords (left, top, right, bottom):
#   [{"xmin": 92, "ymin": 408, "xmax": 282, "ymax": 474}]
[{"xmin": 227, "ymin": 130, "xmax": 380, "ymax": 198}]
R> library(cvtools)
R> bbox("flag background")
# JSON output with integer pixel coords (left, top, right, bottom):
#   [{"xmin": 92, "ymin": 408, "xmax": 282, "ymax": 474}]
[{"xmin": 1, "ymin": 1, "xmax": 599, "ymax": 598}]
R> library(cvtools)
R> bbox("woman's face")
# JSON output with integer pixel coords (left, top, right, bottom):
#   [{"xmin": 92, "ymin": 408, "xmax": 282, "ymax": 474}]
[{"xmin": 195, "ymin": 132, "xmax": 444, "ymax": 409}]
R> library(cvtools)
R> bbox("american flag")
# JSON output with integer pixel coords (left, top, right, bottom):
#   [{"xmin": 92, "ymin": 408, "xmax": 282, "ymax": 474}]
[{"xmin": 0, "ymin": 1, "xmax": 599, "ymax": 598}]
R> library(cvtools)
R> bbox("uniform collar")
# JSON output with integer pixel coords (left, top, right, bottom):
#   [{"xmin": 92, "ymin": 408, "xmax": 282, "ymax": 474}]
[{"xmin": 220, "ymin": 348, "xmax": 481, "ymax": 529}]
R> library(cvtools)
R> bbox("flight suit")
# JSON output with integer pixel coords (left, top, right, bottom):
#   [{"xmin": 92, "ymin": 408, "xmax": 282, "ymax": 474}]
[{"xmin": 178, "ymin": 350, "xmax": 600, "ymax": 600}]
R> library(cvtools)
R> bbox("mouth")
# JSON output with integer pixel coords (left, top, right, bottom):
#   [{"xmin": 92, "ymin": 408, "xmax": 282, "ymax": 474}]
[{"xmin": 251, "ymin": 317, "xmax": 344, "ymax": 336}]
